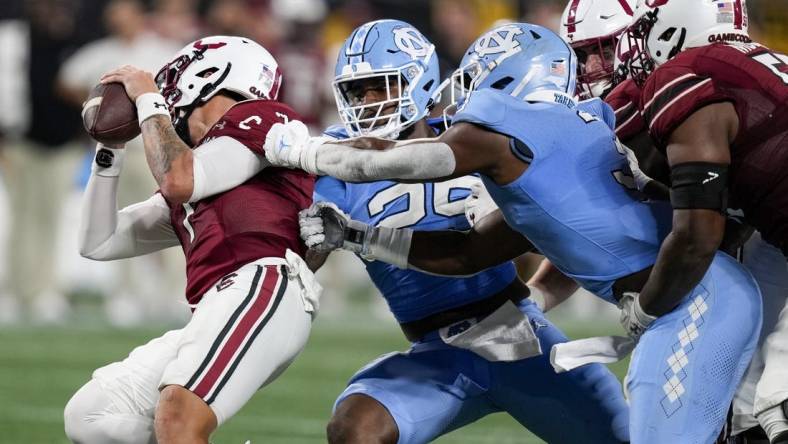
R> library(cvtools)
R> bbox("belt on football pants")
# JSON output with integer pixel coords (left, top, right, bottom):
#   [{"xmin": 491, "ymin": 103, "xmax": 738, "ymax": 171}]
[{"xmin": 399, "ymin": 279, "xmax": 528, "ymax": 343}]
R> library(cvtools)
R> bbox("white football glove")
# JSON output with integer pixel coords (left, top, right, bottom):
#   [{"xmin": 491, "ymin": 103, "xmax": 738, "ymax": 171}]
[
  {"xmin": 464, "ymin": 181, "xmax": 498, "ymax": 227},
  {"xmin": 264, "ymin": 120, "xmax": 328, "ymax": 174},
  {"xmin": 618, "ymin": 291, "xmax": 657, "ymax": 340},
  {"xmin": 298, "ymin": 201, "xmax": 371, "ymax": 254},
  {"xmin": 616, "ymin": 139, "xmax": 653, "ymax": 192}
]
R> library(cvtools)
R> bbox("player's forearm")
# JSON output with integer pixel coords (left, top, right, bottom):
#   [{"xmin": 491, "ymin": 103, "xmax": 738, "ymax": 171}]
[
  {"xmin": 408, "ymin": 214, "xmax": 532, "ymax": 276},
  {"xmin": 638, "ymin": 228, "xmax": 717, "ymax": 316},
  {"xmin": 314, "ymin": 139, "xmax": 456, "ymax": 183},
  {"xmin": 304, "ymin": 249, "xmax": 329, "ymax": 272},
  {"xmin": 141, "ymin": 115, "xmax": 194, "ymax": 203},
  {"xmin": 407, "ymin": 230, "xmax": 482, "ymax": 276},
  {"xmin": 80, "ymin": 168, "xmax": 122, "ymax": 259},
  {"xmin": 526, "ymin": 259, "xmax": 579, "ymax": 311}
]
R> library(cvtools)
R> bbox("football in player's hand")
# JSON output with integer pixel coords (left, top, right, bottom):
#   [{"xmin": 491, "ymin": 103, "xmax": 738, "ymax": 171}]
[{"xmin": 82, "ymin": 82, "xmax": 140, "ymax": 145}]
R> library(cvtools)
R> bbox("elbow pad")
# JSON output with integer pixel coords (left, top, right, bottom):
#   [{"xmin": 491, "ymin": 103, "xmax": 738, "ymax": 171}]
[{"xmin": 669, "ymin": 162, "xmax": 728, "ymax": 213}]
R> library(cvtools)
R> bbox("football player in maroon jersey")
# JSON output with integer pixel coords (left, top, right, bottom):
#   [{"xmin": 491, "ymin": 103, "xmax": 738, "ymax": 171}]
[
  {"xmin": 63, "ymin": 36, "xmax": 319, "ymax": 444},
  {"xmin": 622, "ymin": 0, "xmax": 788, "ymax": 442}
]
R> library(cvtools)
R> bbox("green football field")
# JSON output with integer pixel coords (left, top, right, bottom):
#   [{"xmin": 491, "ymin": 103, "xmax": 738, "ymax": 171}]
[{"xmin": 0, "ymin": 319, "xmax": 628, "ymax": 444}]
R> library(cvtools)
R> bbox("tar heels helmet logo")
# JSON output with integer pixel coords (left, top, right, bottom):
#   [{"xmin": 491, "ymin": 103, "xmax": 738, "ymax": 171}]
[
  {"xmin": 473, "ymin": 25, "xmax": 524, "ymax": 57},
  {"xmin": 393, "ymin": 27, "xmax": 432, "ymax": 59},
  {"xmin": 448, "ymin": 23, "xmax": 577, "ymax": 111},
  {"xmin": 333, "ymin": 20, "xmax": 440, "ymax": 139}
]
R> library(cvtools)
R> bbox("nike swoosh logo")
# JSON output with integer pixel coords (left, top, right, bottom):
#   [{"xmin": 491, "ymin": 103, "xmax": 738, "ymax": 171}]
[
  {"xmin": 600, "ymin": 14, "xmax": 616, "ymax": 19},
  {"xmin": 702, "ymin": 172, "xmax": 719, "ymax": 184}
]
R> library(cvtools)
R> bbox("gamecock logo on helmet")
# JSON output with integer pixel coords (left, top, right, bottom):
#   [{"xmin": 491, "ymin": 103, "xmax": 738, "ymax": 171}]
[{"xmin": 193, "ymin": 39, "xmax": 227, "ymax": 51}]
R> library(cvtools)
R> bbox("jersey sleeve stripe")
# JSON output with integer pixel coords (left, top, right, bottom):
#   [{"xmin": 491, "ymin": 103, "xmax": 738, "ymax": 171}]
[
  {"xmin": 642, "ymin": 72, "xmax": 698, "ymax": 111},
  {"xmin": 647, "ymin": 78, "xmax": 712, "ymax": 130},
  {"xmin": 614, "ymin": 103, "xmax": 637, "ymax": 130},
  {"xmin": 643, "ymin": 76, "xmax": 709, "ymax": 124},
  {"xmin": 615, "ymin": 108, "xmax": 641, "ymax": 134}
]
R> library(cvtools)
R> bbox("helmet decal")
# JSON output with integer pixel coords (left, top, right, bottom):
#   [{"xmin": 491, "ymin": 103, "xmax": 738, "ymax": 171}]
[
  {"xmin": 566, "ymin": 0, "xmax": 582, "ymax": 33},
  {"xmin": 473, "ymin": 26, "xmax": 525, "ymax": 57},
  {"xmin": 616, "ymin": 0, "xmax": 634, "ymax": 14},
  {"xmin": 393, "ymin": 27, "xmax": 432, "ymax": 59},
  {"xmin": 193, "ymin": 39, "xmax": 227, "ymax": 51}
]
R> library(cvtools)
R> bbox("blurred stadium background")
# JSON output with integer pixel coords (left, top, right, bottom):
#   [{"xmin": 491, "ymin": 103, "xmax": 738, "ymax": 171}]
[{"xmin": 0, "ymin": 0, "xmax": 783, "ymax": 442}]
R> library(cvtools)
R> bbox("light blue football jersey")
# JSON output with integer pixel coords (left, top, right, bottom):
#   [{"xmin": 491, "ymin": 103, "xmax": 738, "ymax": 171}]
[
  {"xmin": 453, "ymin": 90, "xmax": 673, "ymax": 302},
  {"xmin": 315, "ymin": 124, "xmax": 517, "ymax": 323}
]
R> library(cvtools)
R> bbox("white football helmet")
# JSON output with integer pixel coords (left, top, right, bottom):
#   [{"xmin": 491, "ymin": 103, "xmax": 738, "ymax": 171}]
[
  {"xmin": 155, "ymin": 35, "xmax": 282, "ymax": 143},
  {"xmin": 623, "ymin": 0, "xmax": 750, "ymax": 85},
  {"xmin": 560, "ymin": 0, "xmax": 636, "ymax": 98}
]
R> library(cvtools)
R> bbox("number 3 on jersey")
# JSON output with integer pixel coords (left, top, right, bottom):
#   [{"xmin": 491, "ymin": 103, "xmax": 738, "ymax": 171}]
[{"xmin": 367, "ymin": 177, "xmax": 479, "ymax": 228}]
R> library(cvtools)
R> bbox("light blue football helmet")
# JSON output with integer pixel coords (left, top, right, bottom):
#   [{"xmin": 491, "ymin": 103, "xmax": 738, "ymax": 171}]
[
  {"xmin": 448, "ymin": 23, "xmax": 578, "ymax": 109},
  {"xmin": 333, "ymin": 19, "xmax": 440, "ymax": 139}
]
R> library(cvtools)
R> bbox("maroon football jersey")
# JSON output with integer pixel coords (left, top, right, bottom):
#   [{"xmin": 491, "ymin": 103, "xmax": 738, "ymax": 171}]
[
  {"xmin": 640, "ymin": 43, "xmax": 788, "ymax": 253},
  {"xmin": 168, "ymin": 100, "xmax": 315, "ymax": 303},
  {"xmin": 606, "ymin": 78, "xmax": 646, "ymax": 141}
]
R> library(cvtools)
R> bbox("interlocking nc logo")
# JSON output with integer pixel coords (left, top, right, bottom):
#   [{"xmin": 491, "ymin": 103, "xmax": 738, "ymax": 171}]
[
  {"xmin": 474, "ymin": 26, "xmax": 524, "ymax": 57},
  {"xmin": 393, "ymin": 27, "xmax": 432, "ymax": 59}
]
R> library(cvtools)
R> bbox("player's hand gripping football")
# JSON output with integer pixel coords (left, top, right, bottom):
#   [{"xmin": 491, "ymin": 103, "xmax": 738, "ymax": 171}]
[
  {"xmin": 299, "ymin": 202, "xmax": 372, "ymax": 255},
  {"xmin": 100, "ymin": 65, "xmax": 159, "ymax": 102},
  {"xmin": 464, "ymin": 181, "xmax": 498, "ymax": 227},
  {"xmin": 264, "ymin": 120, "xmax": 330, "ymax": 174},
  {"xmin": 618, "ymin": 292, "xmax": 657, "ymax": 340}
]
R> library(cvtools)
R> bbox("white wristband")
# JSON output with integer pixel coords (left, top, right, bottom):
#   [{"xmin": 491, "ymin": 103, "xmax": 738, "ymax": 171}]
[
  {"xmin": 362, "ymin": 226, "xmax": 413, "ymax": 269},
  {"xmin": 632, "ymin": 294, "xmax": 657, "ymax": 326},
  {"xmin": 92, "ymin": 144, "xmax": 126, "ymax": 177},
  {"xmin": 136, "ymin": 93, "xmax": 170, "ymax": 125}
]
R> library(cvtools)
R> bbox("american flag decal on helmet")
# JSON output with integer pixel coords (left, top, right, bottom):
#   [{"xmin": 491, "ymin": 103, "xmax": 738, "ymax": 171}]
[{"xmin": 551, "ymin": 61, "xmax": 567, "ymax": 76}]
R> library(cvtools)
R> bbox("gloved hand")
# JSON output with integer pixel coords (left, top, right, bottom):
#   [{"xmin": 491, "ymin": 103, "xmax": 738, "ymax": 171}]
[
  {"xmin": 298, "ymin": 201, "xmax": 371, "ymax": 255},
  {"xmin": 264, "ymin": 120, "xmax": 327, "ymax": 174},
  {"xmin": 616, "ymin": 139, "xmax": 654, "ymax": 192},
  {"xmin": 464, "ymin": 181, "xmax": 498, "ymax": 227},
  {"xmin": 618, "ymin": 291, "xmax": 657, "ymax": 340}
]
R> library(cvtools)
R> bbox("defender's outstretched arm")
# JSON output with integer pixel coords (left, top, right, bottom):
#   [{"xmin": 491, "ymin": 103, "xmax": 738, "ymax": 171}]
[
  {"xmin": 266, "ymin": 121, "xmax": 525, "ymax": 185},
  {"xmin": 407, "ymin": 210, "xmax": 534, "ymax": 276},
  {"xmin": 300, "ymin": 203, "xmax": 533, "ymax": 276}
]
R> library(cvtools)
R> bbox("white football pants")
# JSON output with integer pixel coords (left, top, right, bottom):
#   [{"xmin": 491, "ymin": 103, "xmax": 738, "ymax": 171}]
[{"xmin": 732, "ymin": 232, "xmax": 788, "ymax": 434}]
